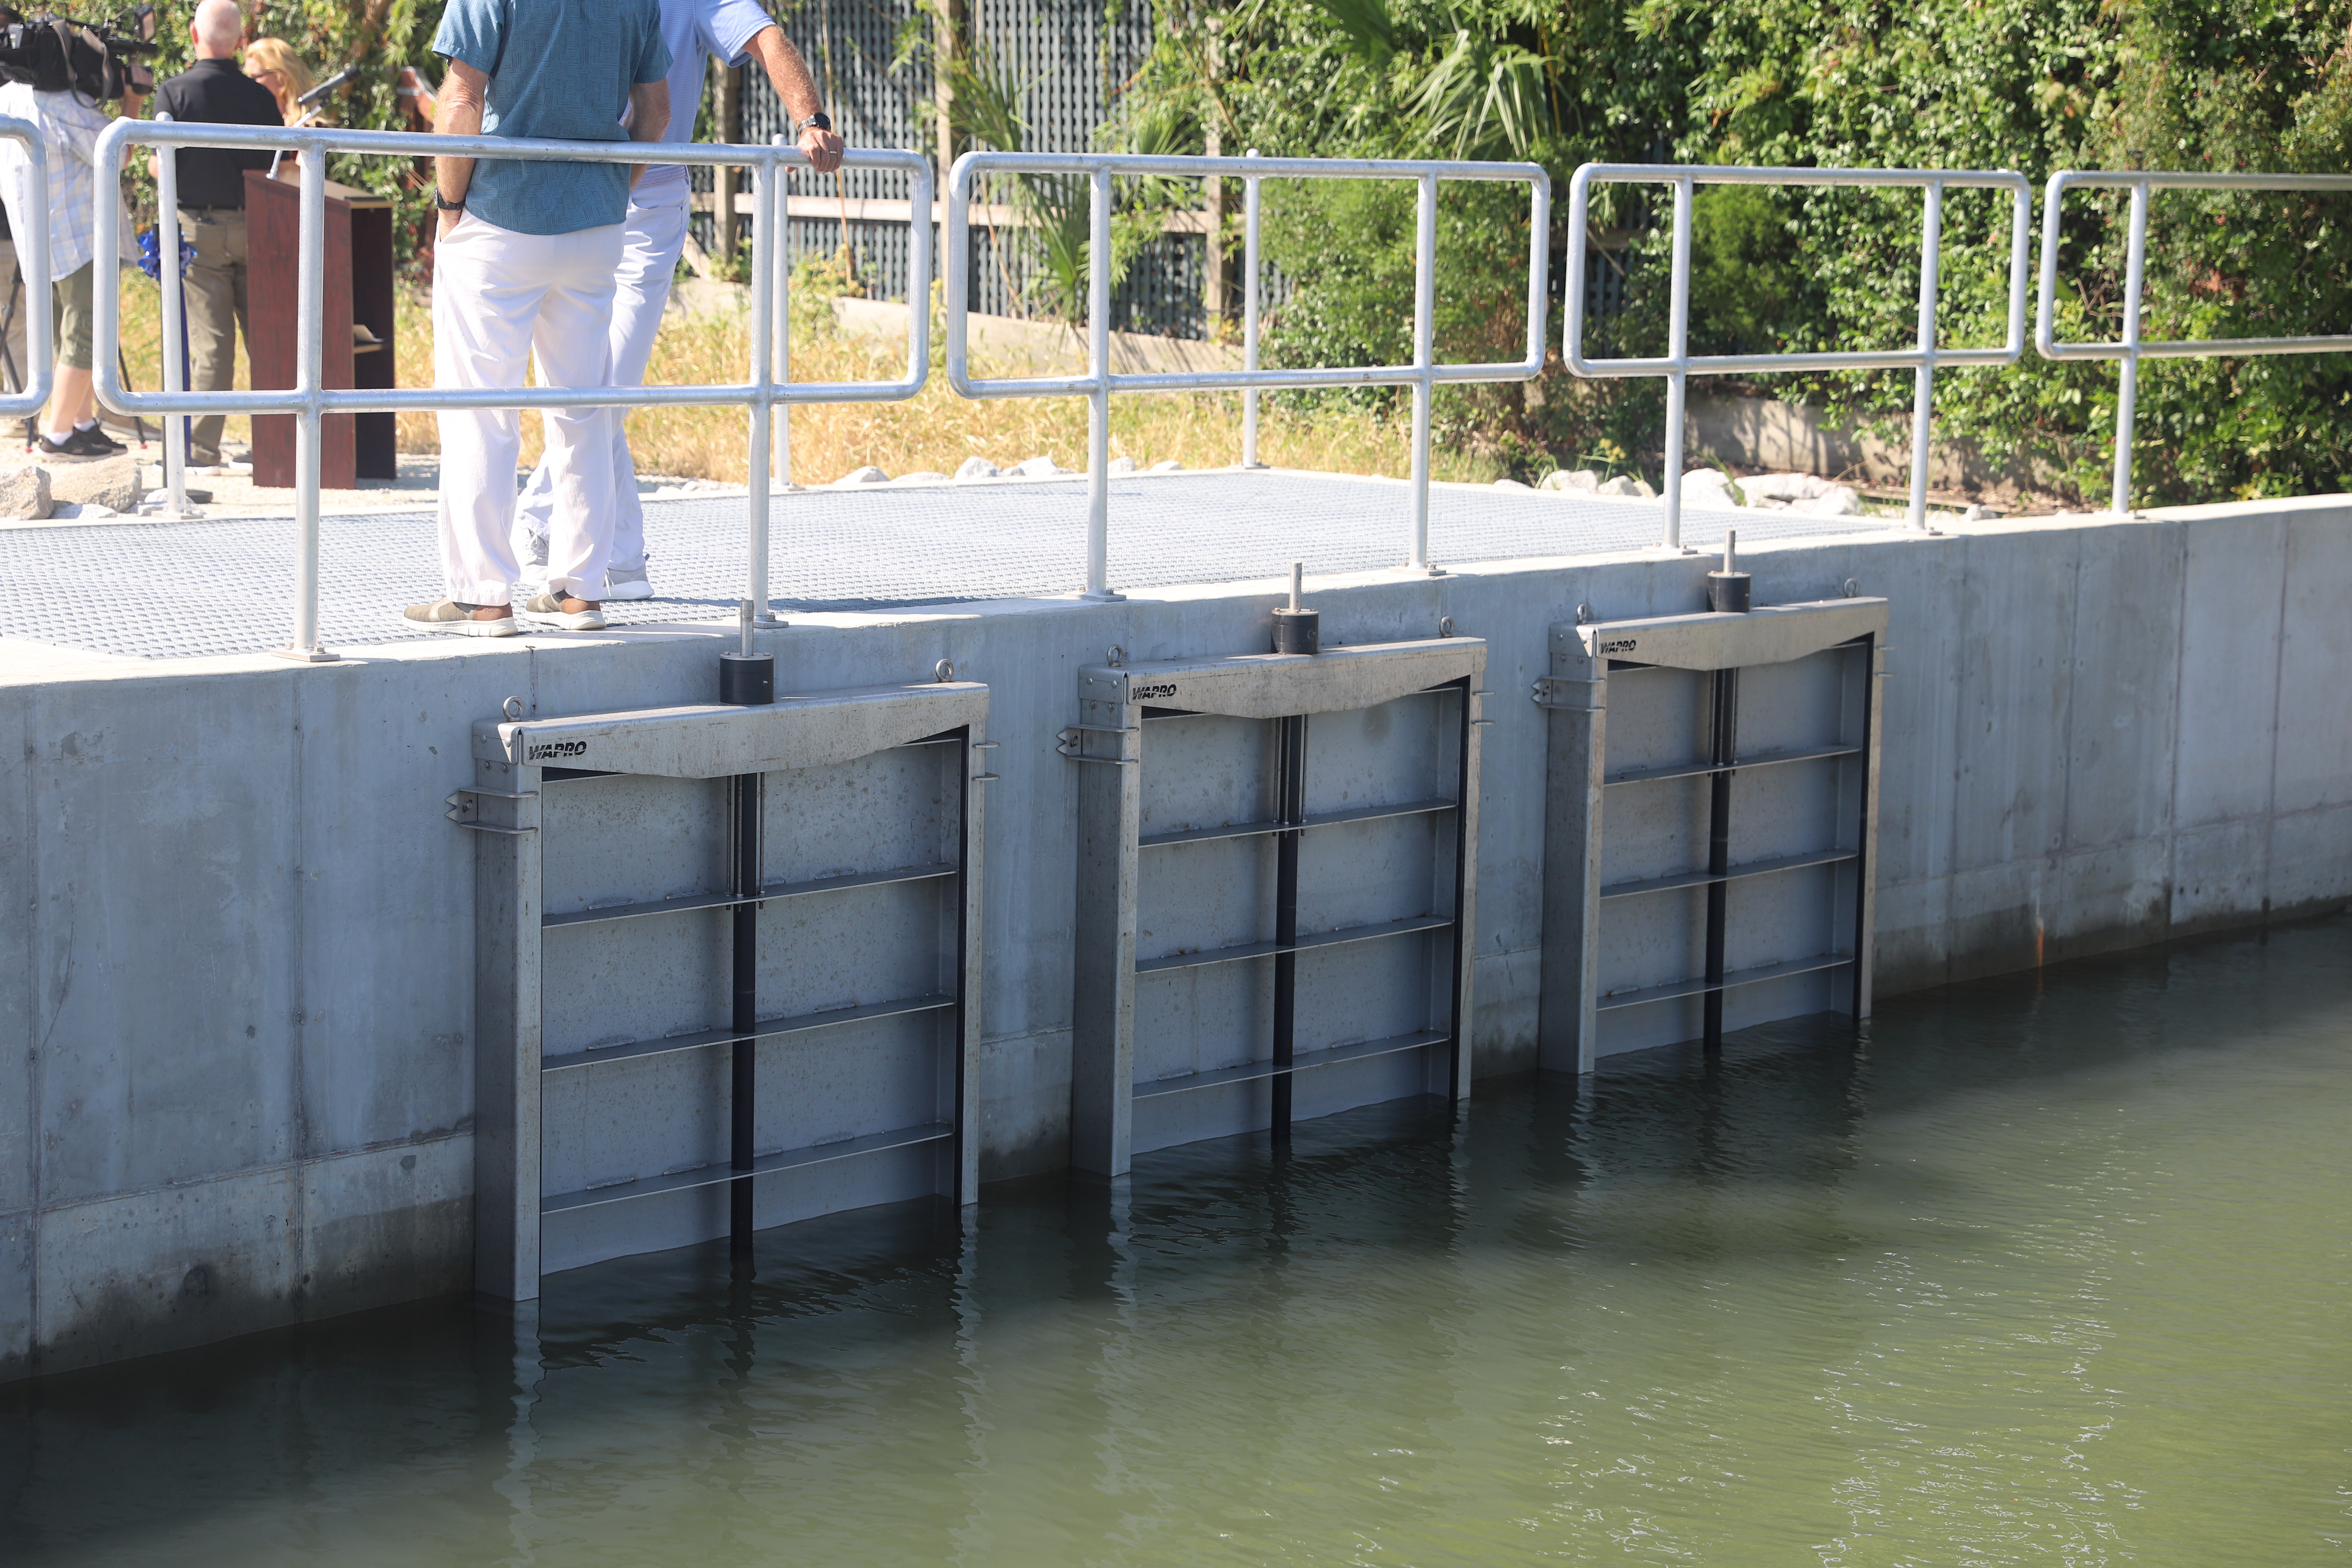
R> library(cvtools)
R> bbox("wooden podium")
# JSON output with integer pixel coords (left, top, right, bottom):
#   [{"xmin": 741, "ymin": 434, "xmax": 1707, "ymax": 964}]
[{"xmin": 246, "ymin": 170, "xmax": 397, "ymax": 487}]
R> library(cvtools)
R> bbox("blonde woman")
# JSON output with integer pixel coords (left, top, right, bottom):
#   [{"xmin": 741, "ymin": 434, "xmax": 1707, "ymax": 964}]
[{"xmin": 242, "ymin": 37, "xmax": 313, "ymax": 122}]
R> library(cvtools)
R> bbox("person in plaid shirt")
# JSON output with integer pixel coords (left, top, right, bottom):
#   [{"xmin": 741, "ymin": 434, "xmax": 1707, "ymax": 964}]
[{"xmin": 0, "ymin": 71, "xmax": 142, "ymax": 459}]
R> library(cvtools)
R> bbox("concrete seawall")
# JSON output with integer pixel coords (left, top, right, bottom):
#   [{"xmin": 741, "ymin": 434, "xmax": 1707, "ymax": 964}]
[{"xmin": 5, "ymin": 494, "xmax": 2347, "ymax": 1379}]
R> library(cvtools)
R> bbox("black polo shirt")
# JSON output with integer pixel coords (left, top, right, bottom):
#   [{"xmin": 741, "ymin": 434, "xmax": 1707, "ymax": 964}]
[{"xmin": 153, "ymin": 58, "xmax": 285, "ymax": 209}]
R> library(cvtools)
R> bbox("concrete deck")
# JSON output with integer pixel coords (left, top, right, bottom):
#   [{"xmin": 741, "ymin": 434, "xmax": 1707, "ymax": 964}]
[{"xmin": 0, "ymin": 470, "xmax": 1885, "ymax": 661}]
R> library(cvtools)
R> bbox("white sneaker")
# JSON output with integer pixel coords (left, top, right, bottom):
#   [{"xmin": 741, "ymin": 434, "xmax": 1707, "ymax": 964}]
[{"xmin": 604, "ymin": 563, "xmax": 655, "ymax": 600}]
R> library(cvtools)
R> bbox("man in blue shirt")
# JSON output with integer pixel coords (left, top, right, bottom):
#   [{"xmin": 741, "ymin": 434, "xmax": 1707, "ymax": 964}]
[
  {"xmin": 510, "ymin": 0, "xmax": 844, "ymax": 603},
  {"xmin": 402, "ymin": 0, "xmax": 673, "ymax": 637}
]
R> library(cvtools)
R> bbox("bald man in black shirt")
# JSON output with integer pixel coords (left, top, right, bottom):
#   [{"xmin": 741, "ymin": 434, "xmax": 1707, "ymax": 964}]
[{"xmin": 150, "ymin": 0, "xmax": 283, "ymax": 471}]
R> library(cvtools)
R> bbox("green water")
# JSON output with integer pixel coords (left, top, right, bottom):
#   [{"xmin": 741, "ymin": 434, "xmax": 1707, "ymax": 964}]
[{"xmin": 7, "ymin": 920, "xmax": 2350, "ymax": 1566}]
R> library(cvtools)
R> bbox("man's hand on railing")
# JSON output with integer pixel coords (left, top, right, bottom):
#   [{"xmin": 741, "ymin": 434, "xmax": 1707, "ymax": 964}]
[
  {"xmin": 746, "ymin": 26, "xmax": 843, "ymax": 175},
  {"xmin": 798, "ymin": 121, "xmax": 844, "ymax": 176}
]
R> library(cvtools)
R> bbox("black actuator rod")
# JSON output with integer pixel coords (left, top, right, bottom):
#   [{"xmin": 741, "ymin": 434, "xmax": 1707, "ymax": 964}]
[
  {"xmin": 1702, "ymin": 533, "xmax": 1750, "ymax": 1052},
  {"xmin": 721, "ymin": 616, "xmax": 773, "ymax": 1258},
  {"xmin": 1271, "ymin": 711, "xmax": 1306, "ymax": 1139}
]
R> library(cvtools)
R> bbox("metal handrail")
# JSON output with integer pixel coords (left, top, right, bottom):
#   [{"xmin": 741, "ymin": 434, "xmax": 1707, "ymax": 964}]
[
  {"xmin": 0, "ymin": 114, "xmax": 53, "ymax": 418},
  {"xmin": 944, "ymin": 150, "xmax": 1551, "ymax": 599},
  {"xmin": 1565, "ymin": 163, "xmax": 2033, "ymax": 546},
  {"xmin": 2035, "ymin": 169, "xmax": 2352, "ymax": 516},
  {"xmin": 92, "ymin": 118, "xmax": 931, "ymax": 660}
]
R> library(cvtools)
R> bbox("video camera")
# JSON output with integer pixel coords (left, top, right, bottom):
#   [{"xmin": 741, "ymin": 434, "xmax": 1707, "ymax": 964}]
[{"xmin": 0, "ymin": 3, "xmax": 158, "ymax": 102}]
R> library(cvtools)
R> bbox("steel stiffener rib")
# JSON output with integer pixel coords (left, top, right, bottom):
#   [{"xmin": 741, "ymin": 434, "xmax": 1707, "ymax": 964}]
[
  {"xmin": 544, "ymin": 863, "xmax": 956, "ymax": 928},
  {"xmin": 1603, "ymin": 741, "xmax": 1861, "ymax": 788},
  {"xmin": 541, "ymin": 1122, "xmax": 956, "ymax": 1214},
  {"xmin": 1134, "ymin": 913, "xmax": 1454, "ymax": 974},
  {"xmin": 1138, "ymin": 797, "xmax": 1457, "ymax": 850},
  {"xmin": 1599, "ymin": 847, "xmax": 1857, "ymax": 900},
  {"xmin": 541, "ymin": 994, "xmax": 957, "ymax": 1073},
  {"xmin": 1595, "ymin": 951, "xmax": 1856, "ymax": 1012},
  {"xmin": 1133, "ymin": 1029, "xmax": 1449, "ymax": 1099}
]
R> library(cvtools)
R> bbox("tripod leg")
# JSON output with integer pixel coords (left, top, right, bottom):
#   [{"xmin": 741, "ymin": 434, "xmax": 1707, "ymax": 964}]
[{"xmin": 118, "ymin": 348, "xmax": 151, "ymax": 446}]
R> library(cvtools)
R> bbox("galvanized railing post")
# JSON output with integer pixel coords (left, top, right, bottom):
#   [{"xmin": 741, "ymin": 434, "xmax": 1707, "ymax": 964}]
[
  {"xmin": 1406, "ymin": 169, "xmax": 1436, "ymax": 573},
  {"xmin": 1906, "ymin": 179, "xmax": 1944, "ymax": 531},
  {"xmin": 943, "ymin": 151, "xmax": 1550, "ymax": 596},
  {"xmin": 2040, "ymin": 168, "xmax": 2352, "ymax": 513},
  {"xmin": 1661, "ymin": 175, "xmax": 1693, "ymax": 552},
  {"xmin": 746, "ymin": 142, "xmax": 780, "ymax": 632},
  {"xmin": 1569, "ymin": 163, "xmax": 2031, "ymax": 542},
  {"xmin": 770, "ymin": 132, "xmax": 791, "ymax": 498},
  {"xmin": 3, "ymin": 126, "xmax": 50, "ymax": 422},
  {"xmin": 280, "ymin": 148, "xmax": 333, "ymax": 662},
  {"xmin": 2111, "ymin": 179, "xmax": 2150, "ymax": 516},
  {"xmin": 149, "ymin": 112, "xmax": 196, "ymax": 519},
  {"xmin": 1241, "ymin": 147, "xmax": 1263, "ymax": 469},
  {"xmin": 1083, "ymin": 164, "xmax": 1118, "ymax": 600}
]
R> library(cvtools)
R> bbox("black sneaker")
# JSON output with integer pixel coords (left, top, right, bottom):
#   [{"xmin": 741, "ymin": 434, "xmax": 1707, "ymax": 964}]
[
  {"xmin": 72, "ymin": 424, "xmax": 126, "ymax": 456},
  {"xmin": 35, "ymin": 432, "xmax": 98, "ymax": 462}
]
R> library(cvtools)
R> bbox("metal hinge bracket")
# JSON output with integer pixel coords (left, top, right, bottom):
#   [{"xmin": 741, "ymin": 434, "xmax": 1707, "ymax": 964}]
[
  {"xmin": 446, "ymin": 787, "xmax": 539, "ymax": 835},
  {"xmin": 1531, "ymin": 676, "xmax": 1604, "ymax": 712},
  {"xmin": 1057, "ymin": 725, "xmax": 1140, "ymax": 763}
]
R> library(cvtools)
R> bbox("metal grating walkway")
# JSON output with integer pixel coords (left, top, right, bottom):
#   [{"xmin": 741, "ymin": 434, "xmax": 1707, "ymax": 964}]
[{"xmin": 0, "ymin": 471, "xmax": 1891, "ymax": 661}]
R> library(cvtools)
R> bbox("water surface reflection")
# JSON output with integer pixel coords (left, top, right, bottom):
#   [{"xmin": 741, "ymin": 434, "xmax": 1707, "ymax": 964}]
[{"xmin": 7, "ymin": 919, "xmax": 2349, "ymax": 1565}]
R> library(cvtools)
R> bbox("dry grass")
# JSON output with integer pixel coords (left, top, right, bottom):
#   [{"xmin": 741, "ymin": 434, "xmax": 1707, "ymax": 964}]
[{"xmin": 116, "ymin": 275, "xmax": 1505, "ymax": 486}]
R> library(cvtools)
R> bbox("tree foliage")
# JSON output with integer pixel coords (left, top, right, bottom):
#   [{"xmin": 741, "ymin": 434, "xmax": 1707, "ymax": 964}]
[{"xmin": 1122, "ymin": 0, "xmax": 2352, "ymax": 503}]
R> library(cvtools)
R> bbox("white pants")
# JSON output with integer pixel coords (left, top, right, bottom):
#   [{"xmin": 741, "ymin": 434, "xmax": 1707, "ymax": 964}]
[
  {"xmin": 433, "ymin": 212, "xmax": 625, "ymax": 605},
  {"xmin": 513, "ymin": 194, "xmax": 689, "ymax": 577}
]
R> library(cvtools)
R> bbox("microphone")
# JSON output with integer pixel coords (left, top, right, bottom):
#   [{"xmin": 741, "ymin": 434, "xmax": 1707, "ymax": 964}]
[{"xmin": 296, "ymin": 66, "xmax": 355, "ymax": 108}]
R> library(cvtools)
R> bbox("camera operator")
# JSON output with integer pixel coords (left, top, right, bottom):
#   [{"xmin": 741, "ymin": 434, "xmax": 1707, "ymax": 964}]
[
  {"xmin": 0, "ymin": 22, "xmax": 143, "ymax": 459},
  {"xmin": 145, "ymin": 0, "xmax": 281, "ymax": 474}
]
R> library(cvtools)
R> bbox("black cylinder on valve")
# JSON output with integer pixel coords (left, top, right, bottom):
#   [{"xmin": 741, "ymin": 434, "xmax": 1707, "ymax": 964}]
[{"xmin": 719, "ymin": 652, "xmax": 774, "ymax": 706}]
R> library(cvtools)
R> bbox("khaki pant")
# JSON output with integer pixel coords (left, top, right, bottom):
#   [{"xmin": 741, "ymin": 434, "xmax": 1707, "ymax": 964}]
[{"xmin": 179, "ymin": 206, "xmax": 247, "ymax": 465}]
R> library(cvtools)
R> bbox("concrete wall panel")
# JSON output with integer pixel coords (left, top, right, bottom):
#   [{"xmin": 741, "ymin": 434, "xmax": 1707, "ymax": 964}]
[
  {"xmin": 1868, "ymin": 872, "xmax": 1953, "ymax": 994},
  {"xmin": 33, "ymin": 1163, "xmax": 302, "ymax": 1375},
  {"xmin": 29, "ymin": 674, "xmax": 302, "ymax": 1203},
  {"xmin": 293, "ymin": 659, "xmax": 483, "ymax": 1159},
  {"xmin": 2063, "ymin": 523, "xmax": 2183, "ymax": 851},
  {"xmin": 1940, "ymin": 856, "xmax": 2060, "ymax": 986},
  {"xmin": 2052, "ymin": 837, "xmax": 2173, "ymax": 960},
  {"xmin": 2273, "ymin": 507, "xmax": 2352, "ymax": 816},
  {"xmin": 2266, "ymin": 802, "xmax": 2352, "ymax": 916},
  {"xmin": 0, "ymin": 1210, "xmax": 29, "ymax": 1377},
  {"xmin": 1951, "ymin": 529, "xmax": 2079, "ymax": 871},
  {"xmin": 2168, "ymin": 818, "xmax": 2271, "ymax": 933},
  {"xmin": 1832, "ymin": 534, "xmax": 1965, "ymax": 889},
  {"xmin": 2172, "ymin": 513, "xmax": 2286, "ymax": 830},
  {"xmin": 1, "ymin": 685, "xmax": 32, "ymax": 1219},
  {"xmin": 300, "ymin": 1134, "xmax": 470, "ymax": 1321}
]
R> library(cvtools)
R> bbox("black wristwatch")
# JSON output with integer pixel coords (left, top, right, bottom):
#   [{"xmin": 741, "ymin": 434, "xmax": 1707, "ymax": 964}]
[
  {"xmin": 433, "ymin": 191, "xmax": 465, "ymax": 211},
  {"xmin": 794, "ymin": 111, "xmax": 831, "ymax": 135}
]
